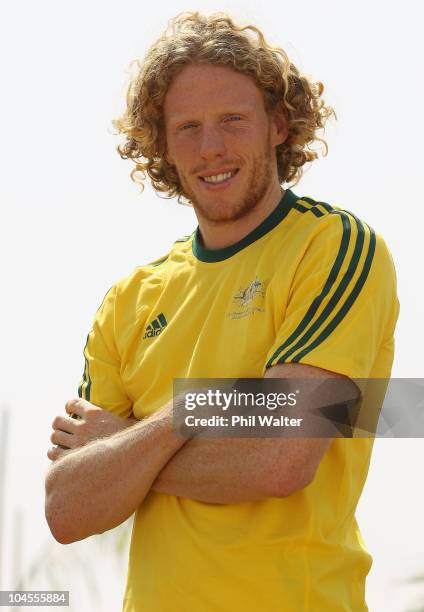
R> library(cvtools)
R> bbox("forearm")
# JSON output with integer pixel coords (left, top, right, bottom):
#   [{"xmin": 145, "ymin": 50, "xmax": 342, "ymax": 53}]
[
  {"xmin": 153, "ymin": 436, "xmax": 289, "ymax": 504},
  {"xmin": 153, "ymin": 367, "xmax": 350, "ymax": 503},
  {"xmin": 45, "ymin": 405, "xmax": 186, "ymax": 543}
]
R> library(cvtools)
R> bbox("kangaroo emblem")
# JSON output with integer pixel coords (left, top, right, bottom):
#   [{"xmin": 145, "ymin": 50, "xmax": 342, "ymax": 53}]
[{"xmin": 233, "ymin": 278, "xmax": 265, "ymax": 307}]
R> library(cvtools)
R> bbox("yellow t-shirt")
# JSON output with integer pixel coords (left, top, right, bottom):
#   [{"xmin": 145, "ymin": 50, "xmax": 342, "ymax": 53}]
[{"xmin": 78, "ymin": 188, "xmax": 399, "ymax": 612}]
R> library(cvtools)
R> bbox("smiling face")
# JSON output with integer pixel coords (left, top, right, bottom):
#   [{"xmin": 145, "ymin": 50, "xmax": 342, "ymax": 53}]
[{"xmin": 163, "ymin": 64, "xmax": 287, "ymax": 224}]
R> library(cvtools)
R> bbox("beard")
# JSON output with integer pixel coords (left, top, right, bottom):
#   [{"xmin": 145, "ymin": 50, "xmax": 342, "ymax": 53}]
[{"xmin": 177, "ymin": 135, "xmax": 275, "ymax": 224}]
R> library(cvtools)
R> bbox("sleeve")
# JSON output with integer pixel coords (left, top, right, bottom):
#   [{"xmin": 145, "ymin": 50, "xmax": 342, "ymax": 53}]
[
  {"xmin": 264, "ymin": 210, "xmax": 400, "ymax": 380},
  {"xmin": 77, "ymin": 284, "xmax": 133, "ymax": 418}
]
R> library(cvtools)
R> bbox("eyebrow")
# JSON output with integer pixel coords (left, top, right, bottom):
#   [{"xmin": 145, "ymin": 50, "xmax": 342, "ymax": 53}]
[{"xmin": 168, "ymin": 107, "xmax": 254, "ymax": 126}]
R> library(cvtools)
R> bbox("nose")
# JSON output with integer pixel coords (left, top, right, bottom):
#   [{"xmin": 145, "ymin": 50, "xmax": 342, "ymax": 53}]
[{"xmin": 199, "ymin": 124, "xmax": 227, "ymax": 161}]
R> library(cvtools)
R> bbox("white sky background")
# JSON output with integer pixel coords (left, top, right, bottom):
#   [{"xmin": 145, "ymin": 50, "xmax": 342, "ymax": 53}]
[{"xmin": 0, "ymin": 0, "xmax": 423, "ymax": 610}]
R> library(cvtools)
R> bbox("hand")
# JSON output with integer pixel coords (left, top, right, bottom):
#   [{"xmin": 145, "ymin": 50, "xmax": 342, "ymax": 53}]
[{"xmin": 47, "ymin": 398, "xmax": 137, "ymax": 461}]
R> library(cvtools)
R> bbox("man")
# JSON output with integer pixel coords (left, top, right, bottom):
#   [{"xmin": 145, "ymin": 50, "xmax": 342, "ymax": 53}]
[{"xmin": 45, "ymin": 11, "xmax": 399, "ymax": 612}]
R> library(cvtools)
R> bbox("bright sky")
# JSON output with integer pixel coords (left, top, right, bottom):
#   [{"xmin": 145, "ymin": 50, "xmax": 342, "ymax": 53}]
[{"xmin": 1, "ymin": 1, "xmax": 423, "ymax": 610}]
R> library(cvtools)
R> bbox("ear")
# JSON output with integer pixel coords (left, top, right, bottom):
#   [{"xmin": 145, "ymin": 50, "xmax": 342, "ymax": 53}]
[{"xmin": 270, "ymin": 106, "xmax": 288, "ymax": 147}]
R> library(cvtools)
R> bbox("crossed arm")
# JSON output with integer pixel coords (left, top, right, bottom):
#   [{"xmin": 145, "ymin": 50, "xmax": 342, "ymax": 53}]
[
  {"xmin": 151, "ymin": 363, "xmax": 353, "ymax": 503},
  {"xmin": 45, "ymin": 363, "xmax": 355, "ymax": 543}
]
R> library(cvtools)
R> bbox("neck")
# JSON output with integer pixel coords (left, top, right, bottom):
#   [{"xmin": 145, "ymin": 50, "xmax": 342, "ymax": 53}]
[{"xmin": 195, "ymin": 182, "xmax": 285, "ymax": 250}]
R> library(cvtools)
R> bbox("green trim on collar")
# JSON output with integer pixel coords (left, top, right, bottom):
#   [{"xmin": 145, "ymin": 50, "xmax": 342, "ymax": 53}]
[{"xmin": 192, "ymin": 188, "xmax": 299, "ymax": 263}]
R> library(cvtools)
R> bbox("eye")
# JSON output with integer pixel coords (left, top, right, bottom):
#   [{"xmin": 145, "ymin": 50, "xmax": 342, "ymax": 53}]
[
  {"xmin": 180, "ymin": 123, "xmax": 197, "ymax": 131},
  {"xmin": 225, "ymin": 115, "xmax": 242, "ymax": 122}
]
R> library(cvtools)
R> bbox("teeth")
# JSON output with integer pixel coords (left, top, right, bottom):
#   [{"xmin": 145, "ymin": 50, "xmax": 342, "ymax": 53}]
[{"xmin": 203, "ymin": 171, "xmax": 234, "ymax": 184}]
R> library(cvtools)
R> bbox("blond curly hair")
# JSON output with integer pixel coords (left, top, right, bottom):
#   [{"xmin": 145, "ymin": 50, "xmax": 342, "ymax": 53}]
[{"xmin": 112, "ymin": 11, "xmax": 336, "ymax": 201}]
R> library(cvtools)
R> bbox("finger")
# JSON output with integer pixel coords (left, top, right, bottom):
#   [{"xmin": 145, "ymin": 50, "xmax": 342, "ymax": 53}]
[
  {"xmin": 47, "ymin": 446, "xmax": 57, "ymax": 461},
  {"xmin": 47, "ymin": 446, "xmax": 66, "ymax": 461},
  {"xmin": 50, "ymin": 430, "xmax": 75, "ymax": 448},
  {"xmin": 52, "ymin": 415, "xmax": 79, "ymax": 433},
  {"xmin": 65, "ymin": 398, "xmax": 85, "ymax": 419}
]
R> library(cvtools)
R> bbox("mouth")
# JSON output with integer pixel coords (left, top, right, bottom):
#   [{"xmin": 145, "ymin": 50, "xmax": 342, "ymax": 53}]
[{"xmin": 197, "ymin": 169, "xmax": 240, "ymax": 190}]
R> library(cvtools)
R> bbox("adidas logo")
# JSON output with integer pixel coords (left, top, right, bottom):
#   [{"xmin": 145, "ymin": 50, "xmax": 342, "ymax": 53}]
[{"xmin": 143, "ymin": 313, "xmax": 168, "ymax": 339}]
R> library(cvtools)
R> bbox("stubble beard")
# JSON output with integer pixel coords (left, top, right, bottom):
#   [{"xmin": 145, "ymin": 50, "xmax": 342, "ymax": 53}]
[{"xmin": 178, "ymin": 142, "xmax": 276, "ymax": 224}]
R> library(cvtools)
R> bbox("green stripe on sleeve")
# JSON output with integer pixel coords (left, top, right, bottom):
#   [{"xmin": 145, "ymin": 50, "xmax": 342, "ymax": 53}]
[
  {"xmin": 77, "ymin": 286, "xmax": 114, "ymax": 401},
  {"xmin": 301, "ymin": 197, "xmax": 333, "ymax": 213},
  {"xmin": 291, "ymin": 223, "xmax": 376, "ymax": 363},
  {"xmin": 78, "ymin": 333, "xmax": 92, "ymax": 400},
  {"xmin": 293, "ymin": 202, "xmax": 325, "ymax": 217},
  {"xmin": 265, "ymin": 211, "xmax": 352, "ymax": 369},
  {"xmin": 273, "ymin": 213, "xmax": 366, "ymax": 365}
]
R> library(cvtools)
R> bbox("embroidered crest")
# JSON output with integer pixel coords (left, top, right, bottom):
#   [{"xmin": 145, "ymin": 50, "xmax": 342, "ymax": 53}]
[{"xmin": 228, "ymin": 277, "xmax": 267, "ymax": 319}]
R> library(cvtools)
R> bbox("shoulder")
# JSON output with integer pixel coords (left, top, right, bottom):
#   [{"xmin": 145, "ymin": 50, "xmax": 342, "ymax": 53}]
[
  {"xmin": 283, "ymin": 193, "xmax": 398, "ymax": 329},
  {"xmin": 289, "ymin": 193, "xmax": 395, "ymax": 273},
  {"xmin": 290, "ymin": 193, "xmax": 368, "ymax": 242},
  {"xmin": 111, "ymin": 231, "xmax": 195, "ymax": 299}
]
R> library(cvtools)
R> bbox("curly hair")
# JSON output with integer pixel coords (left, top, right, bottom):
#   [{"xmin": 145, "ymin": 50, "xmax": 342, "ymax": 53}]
[{"xmin": 112, "ymin": 11, "xmax": 337, "ymax": 202}]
